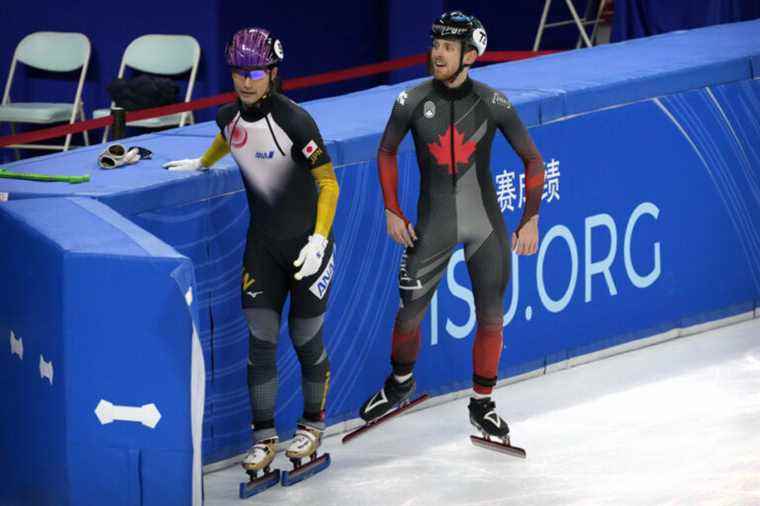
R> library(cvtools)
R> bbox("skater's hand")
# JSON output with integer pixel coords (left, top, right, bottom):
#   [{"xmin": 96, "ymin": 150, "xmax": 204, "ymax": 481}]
[
  {"xmin": 386, "ymin": 210, "xmax": 417, "ymax": 248},
  {"xmin": 162, "ymin": 158, "xmax": 206, "ymax": 171},
  {"xmin": 512, "ymin": 215, "xmax": 539, "ymax": 255},
  {"xmin": 294, "ymin": 234, "xmax": 329, "ymax": 280}
]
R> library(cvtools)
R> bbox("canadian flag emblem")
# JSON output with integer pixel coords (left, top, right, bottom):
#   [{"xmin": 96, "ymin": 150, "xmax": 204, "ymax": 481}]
[{"xmin": 302, "ymin": 140, "xmax": 319, "ymax": 158}]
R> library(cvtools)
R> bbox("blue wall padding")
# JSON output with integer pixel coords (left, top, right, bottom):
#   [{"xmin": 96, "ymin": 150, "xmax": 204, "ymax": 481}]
[{"xmin": 0, "ymin": 198, "xmax": 201, "ymax": 506}]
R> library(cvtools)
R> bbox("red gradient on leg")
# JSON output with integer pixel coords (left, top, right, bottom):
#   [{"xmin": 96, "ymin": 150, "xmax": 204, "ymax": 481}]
[
  {"xmin": 472, "ymin": 322, "xmax": 503, "ymax": 395},
  {"xmin": 391, "ymin": 323, "xmax": 421, "ymax": 367}
]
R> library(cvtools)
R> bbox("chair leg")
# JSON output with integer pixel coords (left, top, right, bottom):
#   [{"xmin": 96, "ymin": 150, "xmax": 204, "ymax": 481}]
[
  {"xmin": 533, "ymin": 0, "xmax": 553, "ymax": 51},
  {"xmin": 101, "ymin": 125, "xmax": 110, "ymax": 144},
  {"xmin": 565, "ymin": 0, "xmax": 593, "ymax": 48}
]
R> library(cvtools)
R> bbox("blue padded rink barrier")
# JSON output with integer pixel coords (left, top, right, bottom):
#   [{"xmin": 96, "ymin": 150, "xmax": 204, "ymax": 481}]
[{"xmin": 1, "ymin": 19, "xmax": 760, "ymax": 506}]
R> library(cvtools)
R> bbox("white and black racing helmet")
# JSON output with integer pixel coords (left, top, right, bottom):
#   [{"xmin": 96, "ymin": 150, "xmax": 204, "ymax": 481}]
[{"xmin": 430, "ymin": 11, "xmax": 487, "ymax": 56}]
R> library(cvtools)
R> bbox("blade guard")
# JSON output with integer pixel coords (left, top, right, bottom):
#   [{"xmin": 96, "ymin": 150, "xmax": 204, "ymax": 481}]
[
  {"xmin": 238, "ymin": 469, "xmax": 281, "ymax": 498},
  {"xmin": 281, "ymin": 453, "xmax": 331, "ymax": 486}
]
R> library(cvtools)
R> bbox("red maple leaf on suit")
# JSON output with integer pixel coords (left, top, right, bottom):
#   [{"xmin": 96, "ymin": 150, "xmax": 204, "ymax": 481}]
[{"xmin": 427, "ymin": 125, "xmax": 477, "ymax": 174}]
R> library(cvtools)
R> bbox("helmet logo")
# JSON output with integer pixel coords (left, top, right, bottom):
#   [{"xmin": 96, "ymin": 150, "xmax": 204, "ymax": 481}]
[
  {"xmin": 273, "ymin": 39, "xmax": 284, "ymax": 60},
  {"xmin": 433, "ymin": 24, "xmax": 468, "ymax": 37},
  {"xmin": 423, "ymin": 101, "xmax": 436, "ymax": 119},
  {"xmin": 472, "ymin": 28, "xmax": 487, "ymax": 55}
]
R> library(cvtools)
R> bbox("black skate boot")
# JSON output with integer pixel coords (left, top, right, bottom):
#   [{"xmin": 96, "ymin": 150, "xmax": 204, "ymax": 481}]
[
  {"xmin": 359, "ymin": 375, "xmax": 416, "ymax": 422},
  {"xmin": 468, "ymin": 397, "xmax": 510, "ymax": 438},
  {"xmin": 342, "ymin": 375, "xmax": 428, "ymax": 444},
  {"xmin": 468, "ymin": 397, "xmax": 526, "ymax": 458}
]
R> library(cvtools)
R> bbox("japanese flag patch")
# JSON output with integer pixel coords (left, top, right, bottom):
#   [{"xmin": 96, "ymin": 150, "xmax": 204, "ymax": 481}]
[{"xmin": 302, "ymin": 140, "xmax": 319, "ymax": 158}]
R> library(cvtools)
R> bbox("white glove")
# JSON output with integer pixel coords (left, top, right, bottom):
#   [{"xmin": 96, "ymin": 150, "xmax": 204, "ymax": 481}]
[
  {"xmin": 293, "ymin": 234, "xmax": 329, "ymax": 281},
  {"xmin": 98, "ymin": 144, "xmax": 142, "ymax": 169},
  {"xmin": 162, "ymin": 158, "xmax": 206, "ymax": 171}
]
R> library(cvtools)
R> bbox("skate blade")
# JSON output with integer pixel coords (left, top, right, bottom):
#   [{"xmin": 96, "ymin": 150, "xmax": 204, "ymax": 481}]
[
  {"xmin": 470, "ymin": 435, "xmax": 527, "ymax": 459},
  {"xmin": 281, "ymin": 453, "xmax": 331, "ymax": 487},
  {"xmin": 239, "ymin": 469, "xmax": 281, "ymax": 498},
  {"xmin": 342, "ymin": 394, "xmax": 429, "ymax": 444}
]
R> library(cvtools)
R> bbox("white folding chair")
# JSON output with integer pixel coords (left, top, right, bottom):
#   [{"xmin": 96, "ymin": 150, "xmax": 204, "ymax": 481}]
[
  {"xmin": 0, "ymin": 31, "xmax": 91, "ymax": 153},
  {"xmin": 94, "ymin": 34, "xmax": 201, "ymax": 143}
]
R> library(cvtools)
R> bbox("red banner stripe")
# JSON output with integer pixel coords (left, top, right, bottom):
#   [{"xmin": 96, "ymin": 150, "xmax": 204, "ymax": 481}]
[
  {"xmin": 0, "ymin": 115, "xmax": 113, "ymax": 148},
  {"xmin": 0, "ymin": 50, "xmax": 558, "ymax": 149}
]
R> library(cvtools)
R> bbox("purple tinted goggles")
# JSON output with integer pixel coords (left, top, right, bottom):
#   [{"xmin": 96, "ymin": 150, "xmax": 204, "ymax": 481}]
[{"xmin": 232, "ymin": 67, "xmax": 268, "ymax": 80}]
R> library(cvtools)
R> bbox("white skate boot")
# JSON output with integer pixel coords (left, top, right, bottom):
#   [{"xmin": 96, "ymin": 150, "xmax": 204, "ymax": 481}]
[
  {"xmin": 285, "ymin": 425, "xmax": 322, "ymax": 460},
  {"xmin": 242, "ymin": 437, "xmax": 278, "ymax": 472},
  {"xmin": 239, "ymin": 437, "xmax": 280, "ymax": 498},
  {"xmin": 281, "ymin": 424, "xmax": 331, "ymax": 486}
]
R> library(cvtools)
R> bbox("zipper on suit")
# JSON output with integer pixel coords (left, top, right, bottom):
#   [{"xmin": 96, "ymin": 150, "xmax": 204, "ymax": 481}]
[
  {"xmin": 264, "ymin": 114, "xmax": 286, "ymax": 157},
  {"xmin": 449, "ymin": 99, "xmax": 456, "ymax": 190}
]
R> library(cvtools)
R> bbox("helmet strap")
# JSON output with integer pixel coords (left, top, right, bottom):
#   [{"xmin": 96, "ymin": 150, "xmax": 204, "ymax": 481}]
[
  {"xmin": 446, "ymin": 41, "xmax": 471, "ymax": 85},
  {"xmin": 261, "ymin": 66, "xmax": 278, "ymax": 102}
]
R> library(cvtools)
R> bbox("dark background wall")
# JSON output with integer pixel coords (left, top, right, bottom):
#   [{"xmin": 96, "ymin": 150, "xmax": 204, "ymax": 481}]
[
  {"xmin": 0, "ymin": 0, "xmax": 591, "ymax": 130},
  {"xmin": 611, "ymin": 0, "xmax": 760, "ymax": 41},
  {"xmin": 3, "ymin": 0, "xmax": 759, "ymax": 128},
  {"xmin": 2, "ymin": 0, "xmax": 758, "ymax": 161}
]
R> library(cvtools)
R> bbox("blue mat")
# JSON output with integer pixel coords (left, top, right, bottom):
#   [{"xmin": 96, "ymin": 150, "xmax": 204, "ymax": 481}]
[{"xmin": 0, "ymin": 197, "xmax": 203, "ymax": 506}]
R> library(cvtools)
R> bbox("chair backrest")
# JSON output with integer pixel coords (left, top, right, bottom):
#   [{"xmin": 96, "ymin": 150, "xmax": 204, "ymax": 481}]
[
  {"xmin": 3, "ymin": 31, "xmax": 90, "ymax": 108},
  {"xmin": 118, "ymin": 34, "xmax": 201, "ymax": 110},
  {"xmin": 15, "ymin": 31, "xmax": 91, "ymax": 72},
  {"xmin": 122, "ymin": 35, "xmax": 200, "ymax": 76}
]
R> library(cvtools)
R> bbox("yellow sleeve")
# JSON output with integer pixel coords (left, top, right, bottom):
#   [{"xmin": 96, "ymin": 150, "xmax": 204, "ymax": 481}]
[
  {"xmin": 200, "ymin": 133, "xmax": 230, "ymax": 168},
  {"xmin": 311, "ymin": 162, "xmax": 340, "ymax": 237}
]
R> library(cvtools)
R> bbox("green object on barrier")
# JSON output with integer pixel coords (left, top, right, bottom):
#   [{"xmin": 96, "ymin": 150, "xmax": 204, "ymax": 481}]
[{"xmin": 0, "ymin": 168, "xmax": 90, "ymax": 184}]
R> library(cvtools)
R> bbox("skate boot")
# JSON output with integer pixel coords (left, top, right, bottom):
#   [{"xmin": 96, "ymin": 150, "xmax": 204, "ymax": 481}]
[
  {"xmin": 468, "ymin": 397, "xmax": 510, "ymax": 439},
  {"xmin": 286, "ymin": 424, "xmax": 322, "ymax": 460},
  {"xmin": 359, "ymin": 374, "xmax": 416, "ymax": 422},
  {"xmin": 342, "ymin": 375, "xmax": 428, "ymax": 444},
  {"xmin": 239, "ymin": 437, "xmax": 281, "ymax": 498},
  {"xmin": 468, "ymin": 397, "xmax": 526, "ymax": 458},
  {"xmin": 281, "ymin": 424, "xmax": 331, "ymax": 486},
  {"xmin": 242, "ymin": 437, "xmax": 278, "ymax": 472}
]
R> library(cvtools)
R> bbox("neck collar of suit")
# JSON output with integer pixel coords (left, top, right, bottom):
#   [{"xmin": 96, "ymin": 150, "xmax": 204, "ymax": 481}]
[
  {"xmin": 238, "ymin": 93, "xmax": 274, "ymax": 122},
  {"xmin": 433, "ymin": 76, "xmax": 473, "ymax": 101}
]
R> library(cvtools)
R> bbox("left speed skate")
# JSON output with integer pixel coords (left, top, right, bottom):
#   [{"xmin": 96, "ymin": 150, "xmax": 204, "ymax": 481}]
[
  {"xmin": 238, "ymin": 437, "xmax": 281, "ymax": 498},
  {"xmin": 468, "ymin": 397, "xmax": 526, "ymax": 459},
  {"xmin": 281, "ymin": 424, "xmax": 331, "ymax": 486}
]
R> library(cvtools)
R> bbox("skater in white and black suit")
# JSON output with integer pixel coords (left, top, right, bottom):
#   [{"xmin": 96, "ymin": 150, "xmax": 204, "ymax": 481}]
[{"xmin": 164, "ymin": 27, "xmax": 339, "ymax": 492}]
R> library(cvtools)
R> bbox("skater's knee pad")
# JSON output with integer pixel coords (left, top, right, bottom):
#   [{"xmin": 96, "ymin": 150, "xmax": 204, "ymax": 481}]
[
  {"xmin": 292, "ymin": 329, "xmax": 329, "ymax": 382},
  {"xmin": 249, "ymin": 336, "xmax": 277, "ymax": 370},
  {"xmin": 289, "ymin": 314, "xmax": 324, "ymax": 347},
  {"xmin": 245, "ymin": 308, "xmax": 281, "ymax": 344}
]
